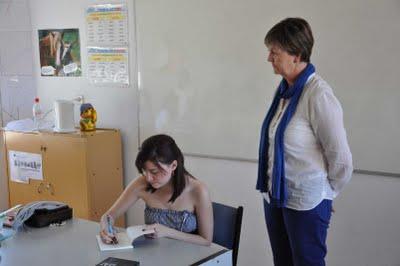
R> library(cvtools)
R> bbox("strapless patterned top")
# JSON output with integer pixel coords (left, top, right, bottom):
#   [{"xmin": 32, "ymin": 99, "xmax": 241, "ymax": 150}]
[{"xmin": 144, "ymin": 205, "xmax": 198, "ymax": 233}]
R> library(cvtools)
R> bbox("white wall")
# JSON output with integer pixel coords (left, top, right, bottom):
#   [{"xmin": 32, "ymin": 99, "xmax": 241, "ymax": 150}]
[
  {"xmin": 29, "ymin": 0, "xmax": 140, "ymax": 225},
  {"xmin": 135, "ymin": 0, "xmax": 400, "ymax": 174},
  {"xmin": 21, "ymin": 1, "xmax": 400, "ymax": 265},
  {"xmin": 0, "ymin": 0, "xmax": 36, "ymax": 126},
  {"xmin": 0, "ymin": 0, "xmax": 36, "ymax": 210},
  {"xmin": 328, "ymin": 173, "xmax": 400, "ymax": 265},
  {"xmin": 185, "ymin": 157, "xmax": 400, "ymax": 266}
]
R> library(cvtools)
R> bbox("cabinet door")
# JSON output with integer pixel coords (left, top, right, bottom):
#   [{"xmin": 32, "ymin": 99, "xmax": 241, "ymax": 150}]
[
  {"xmin": 42, "ymin": 135, "xmax": 90, "ymax": 219},
  {"xmin": 5, "ymin": 132, "xmax": 46, "ymax": 205}
]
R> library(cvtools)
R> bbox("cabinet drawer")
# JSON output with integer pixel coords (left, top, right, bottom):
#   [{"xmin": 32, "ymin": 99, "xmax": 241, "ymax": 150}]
[
  {"xmin": 43, "ymin": 135, "xmax": 89, "ymax": 219},
  {"xmin": 9, "ymin": 180, "xmax": 43, "ymax": 206}
]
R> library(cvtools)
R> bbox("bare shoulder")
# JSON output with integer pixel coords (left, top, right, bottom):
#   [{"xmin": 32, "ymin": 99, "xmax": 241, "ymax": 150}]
[
  {"xmin": 187, "ymin": 176, "xmax": 211, "ymax": 201},
  {"xmin": 127, "ymin": 175, "xmax": 148, "ymax": 193}
]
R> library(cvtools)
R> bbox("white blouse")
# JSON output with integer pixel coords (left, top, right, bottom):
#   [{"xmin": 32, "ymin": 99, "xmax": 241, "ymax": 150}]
[{"xmin": 263, "ymin": 73, "xmax": 353, "ymax": 210}]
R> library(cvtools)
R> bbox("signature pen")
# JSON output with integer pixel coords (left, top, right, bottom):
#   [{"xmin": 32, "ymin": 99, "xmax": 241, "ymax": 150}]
[{"xmin": 106, "ymin": 214, "xmax": 118, "ymax": 244}]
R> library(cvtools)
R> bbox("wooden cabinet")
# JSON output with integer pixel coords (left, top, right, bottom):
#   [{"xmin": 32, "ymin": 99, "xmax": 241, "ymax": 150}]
[
  {"xmin": 4, "ymin": 129, "xmax": 125, "ymax": 226},
  {"xmin": 0, "ymin": 130, "xmax": 10, "ymax": 210}
]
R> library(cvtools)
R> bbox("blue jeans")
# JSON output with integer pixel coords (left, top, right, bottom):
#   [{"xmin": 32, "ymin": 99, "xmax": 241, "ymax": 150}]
[{"xmin": 263, "ymin": 199, "xmax": 332, "ymax": 266}]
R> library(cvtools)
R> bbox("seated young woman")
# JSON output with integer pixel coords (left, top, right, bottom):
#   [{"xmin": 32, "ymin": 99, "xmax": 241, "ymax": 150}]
[{"xmin": 99, "ymin": 134, "xmax": 213, "ymax": 246}]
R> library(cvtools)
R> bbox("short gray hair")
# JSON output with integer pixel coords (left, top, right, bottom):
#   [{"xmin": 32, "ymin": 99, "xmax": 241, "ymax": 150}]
[{"xmin": 265, "ymin": 17, "xmax": 314, "ymax": 62}]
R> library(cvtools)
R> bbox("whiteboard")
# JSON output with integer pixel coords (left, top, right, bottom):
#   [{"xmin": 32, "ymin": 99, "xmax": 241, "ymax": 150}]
[{"xmin": 136, "ymin": 0, "xmax": 400, "ymax": 174}]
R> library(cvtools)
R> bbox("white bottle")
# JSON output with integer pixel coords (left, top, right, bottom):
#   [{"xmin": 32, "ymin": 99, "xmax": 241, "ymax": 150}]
[{"xmin": 32, "ymin": 97, "xmax": 43, "ymax": 130}]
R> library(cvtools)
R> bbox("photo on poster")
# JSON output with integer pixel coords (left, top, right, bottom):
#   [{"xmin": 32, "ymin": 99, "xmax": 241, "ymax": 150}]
[{"xmin": 38, "ymin": 28, "xmax": 81, "ymax": 76}]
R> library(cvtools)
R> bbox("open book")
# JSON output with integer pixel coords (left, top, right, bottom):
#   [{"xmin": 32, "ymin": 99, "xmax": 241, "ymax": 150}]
[{"xmin": 96, "ymin": 225, "xmax": 155, "ymax": 251}]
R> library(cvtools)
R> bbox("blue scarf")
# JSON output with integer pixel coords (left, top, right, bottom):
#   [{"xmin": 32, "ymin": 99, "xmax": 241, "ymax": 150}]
[{"xmin": 256, "ymin": 63, "xmax": 315, "ymax": 207}]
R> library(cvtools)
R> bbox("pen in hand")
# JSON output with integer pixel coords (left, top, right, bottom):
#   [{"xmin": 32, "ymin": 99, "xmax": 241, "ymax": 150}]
[{"xmin": 106, "ymin": 215, "xmax": 118, "ymax": 244}]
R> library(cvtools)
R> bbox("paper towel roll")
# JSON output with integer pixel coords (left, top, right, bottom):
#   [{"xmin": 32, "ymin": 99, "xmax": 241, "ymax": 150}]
[{"xmin": 54, "ymin": 100, "xmax": 75, "ymax": 132}]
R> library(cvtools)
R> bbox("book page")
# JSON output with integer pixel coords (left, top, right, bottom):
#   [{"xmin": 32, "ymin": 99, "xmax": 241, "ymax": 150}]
[
  {"xmin": 96, "ymin": 225, "xmax": 154, "ymax": 251},
  {"xmin": 127, "ymin": 225, "xmax": 154, "ymax": 240},
  {"xmin": 96, "ymin": 232, "xmax": 132, "ymax": 251}
]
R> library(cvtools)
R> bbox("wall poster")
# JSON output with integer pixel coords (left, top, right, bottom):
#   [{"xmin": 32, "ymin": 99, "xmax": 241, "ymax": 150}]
[
  {"xmin": 86, "ymin": 3, "xmax": 130, "ymax": 85},
  {"xmin": 38, "ymin": 28, "xmax": 81, "ymax": 76},
  {"xmin": 87, "ymin": 47, "xmax": 129, "ymax": 84}
]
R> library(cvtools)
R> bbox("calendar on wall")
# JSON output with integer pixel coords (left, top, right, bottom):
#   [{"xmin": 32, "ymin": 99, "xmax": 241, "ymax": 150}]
[{"xmin": 86, "ymin": 3, "xmax": 130, "ymax": 85}]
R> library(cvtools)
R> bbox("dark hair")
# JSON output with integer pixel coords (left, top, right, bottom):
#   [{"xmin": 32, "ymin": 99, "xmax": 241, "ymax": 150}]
[
  {"xmin": 135, "ymin": 134, "xmax": 191, "ymax": 203},
  {"xmin": 264, "ymin": 17, "xmax": 314, "ymax": 62}
]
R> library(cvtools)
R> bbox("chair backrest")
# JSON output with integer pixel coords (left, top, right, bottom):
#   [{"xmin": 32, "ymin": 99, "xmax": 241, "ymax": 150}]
[{"xmin": 212, "ymin": 202, "xmax": 243, "ymax": 266}]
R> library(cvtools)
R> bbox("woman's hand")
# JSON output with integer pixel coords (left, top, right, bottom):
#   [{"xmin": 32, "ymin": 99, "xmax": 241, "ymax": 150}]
[
  {"xmin": 144, "ymin": 223, "xmax": 172, "ymax": 239},
  {"xmin": 99, "ymin": 214, "xmax": 118, "ymax": 244},
  {"xmin": 100, "ymin": 228, "xmax": 118, "ymax": 244}
]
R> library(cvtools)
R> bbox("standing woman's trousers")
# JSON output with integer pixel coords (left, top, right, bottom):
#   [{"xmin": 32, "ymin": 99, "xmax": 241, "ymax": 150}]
[{"xmin": 263, "ymin": 199, "xmax": 332, "ymax": 266}]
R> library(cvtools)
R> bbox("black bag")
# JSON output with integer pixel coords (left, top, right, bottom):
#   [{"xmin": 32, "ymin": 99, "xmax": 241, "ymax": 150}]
[{"xmin": 24, "ymin": 205, "xmax": 73, "ymax": 228}]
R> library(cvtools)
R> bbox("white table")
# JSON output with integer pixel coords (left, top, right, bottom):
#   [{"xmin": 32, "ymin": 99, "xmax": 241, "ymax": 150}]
[{"xmin": 0, "ymin": 219, "xmax": 226, "ymax": 266}]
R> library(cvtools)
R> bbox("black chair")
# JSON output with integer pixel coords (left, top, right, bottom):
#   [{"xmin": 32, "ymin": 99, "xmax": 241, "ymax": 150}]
[{"xmin": 212, "ymin": 202, "xmax": 243, "ymax": 266}]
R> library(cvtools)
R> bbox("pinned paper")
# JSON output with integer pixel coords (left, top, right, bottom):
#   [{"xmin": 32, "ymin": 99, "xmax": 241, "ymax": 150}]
[{"xmin": 8, "ymin": 151, "xmax": 43, "ymax": 183}]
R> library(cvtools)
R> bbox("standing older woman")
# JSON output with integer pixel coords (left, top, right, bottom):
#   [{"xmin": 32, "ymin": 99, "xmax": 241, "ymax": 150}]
[{"xmin": 257, "ymin": 18, "xmax": 353, "ymax": 266}]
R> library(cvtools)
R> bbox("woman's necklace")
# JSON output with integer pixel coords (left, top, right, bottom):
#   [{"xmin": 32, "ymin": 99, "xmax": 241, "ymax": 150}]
[{"xmin": 271, "ymin": 99, "xmax": 287, "ymax": 132}]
